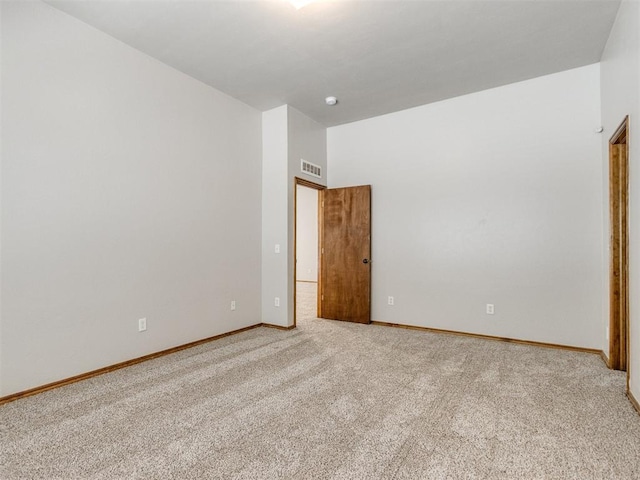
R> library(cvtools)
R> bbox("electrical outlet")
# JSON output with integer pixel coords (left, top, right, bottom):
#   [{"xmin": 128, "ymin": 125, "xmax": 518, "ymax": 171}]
[
  {"xmin": 486, "ymin": 304, "xmax": 494, "ymax": 315},
  {"xmin": 275, "ymin": 244, "xmax": 280, "ymax": 254},
  {"xmin": 274, "ymin": 297, "xmax": 280, "ymax": 307},
  {"xmin": 231, "ymin": 300, "xmax": 236, "ymax": 311},
  {"xmin": 138, "ymin": 318, "xmax": 147, "ymax": 332},
  {"xmin": 388, "ymin": 296, "xmax": 395, "ymax": 306}
]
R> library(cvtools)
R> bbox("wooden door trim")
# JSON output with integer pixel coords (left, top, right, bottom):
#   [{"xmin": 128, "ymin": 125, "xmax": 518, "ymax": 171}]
[
  {"xmin": 608, "ymin": 116, "xmax": 629, "ymax": 384},
  {"xmin": 296, "ymin": 177, "xmax": 325, "ymax": 190},
  {"xmin": 611, "ymin": 116, "xmax": 629, "ymax": 144},
  {"xmin": 293, "ymin": 177, "xmax": 325, "ymax": 327}
]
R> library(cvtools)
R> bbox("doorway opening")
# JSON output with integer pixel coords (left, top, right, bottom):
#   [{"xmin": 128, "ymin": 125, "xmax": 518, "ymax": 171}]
[
  {"xmin": 608, "ymin": 115, "xmax": 629, "ymax": 378},
  {"xmin": 294, "ymin": 178, "xmax": 324, "ymax": 327}
]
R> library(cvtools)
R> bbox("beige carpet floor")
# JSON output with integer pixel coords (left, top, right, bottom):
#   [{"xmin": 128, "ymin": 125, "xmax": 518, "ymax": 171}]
[{"xmin": 1, "ymin": 282, "xmax": 639, "ymax": 479}]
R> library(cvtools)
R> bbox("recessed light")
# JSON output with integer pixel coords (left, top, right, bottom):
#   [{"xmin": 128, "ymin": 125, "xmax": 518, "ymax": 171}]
[{"xmin": 325, "ymin": 96, "xmax": 338, "ymax": 106}]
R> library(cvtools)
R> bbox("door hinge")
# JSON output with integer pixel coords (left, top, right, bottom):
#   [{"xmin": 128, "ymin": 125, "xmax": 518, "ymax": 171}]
[{"xmin": 321, "ymin": 295, "xmax": 324, "ymax": 300}]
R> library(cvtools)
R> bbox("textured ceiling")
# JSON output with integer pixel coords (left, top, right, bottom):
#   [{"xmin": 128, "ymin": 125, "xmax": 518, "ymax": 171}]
[{"xmin": 46, "ymin": 0, "xmax": 620, "ymax": 127}]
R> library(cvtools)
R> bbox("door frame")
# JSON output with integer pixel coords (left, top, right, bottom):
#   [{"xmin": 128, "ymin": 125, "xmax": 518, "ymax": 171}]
[
  {"xmin": 608, "ymin": 115, "xmax": 629, "ymax": 382},
  {"xmin": 293, "ymin": 177, "xmax": 325, "ymax": 327}
]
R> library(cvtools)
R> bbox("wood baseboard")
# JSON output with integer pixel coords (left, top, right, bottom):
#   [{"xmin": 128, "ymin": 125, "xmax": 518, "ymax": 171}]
[
  {"xmin": 599, "ymin": 350, "xmax": 610, "ymax": 368},
  {"xmin": 628, "ymin": 390, "xmax": 640, "ymax": 416},
  {"xmin": 261, "ymin": 323, "xmax": 296, "ymax": 330},
  {"xmin": 370, "ymin": 321, "xmax": 602, "ymax": 355},
  {"xmin": 0, "ymin": 320, "xmax": 605, "ymax": 407},
  {"xmin": 0, "ymin": 323, "xmax": 263, "ymax": 406}
]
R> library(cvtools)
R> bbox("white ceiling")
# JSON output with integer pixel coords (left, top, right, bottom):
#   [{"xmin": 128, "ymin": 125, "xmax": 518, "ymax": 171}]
[{"xmin": 46, "ymin": 0, "xmax": 620, "ymax": 127}]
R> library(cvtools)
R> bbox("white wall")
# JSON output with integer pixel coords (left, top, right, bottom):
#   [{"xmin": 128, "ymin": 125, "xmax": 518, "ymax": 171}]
[
  {"xmin": 0, "ymin": 1, "xmax": 4, "ymax": 393},
  {"xmin": 600, "ymin": 0, "xmax": 640, "ymax": 400},
  {"xmin": 262, "ymin": 106, "xmax": 289, "ymax": 326},
  {"xmin": 296, "ymin": 185, "xmax": 318, "ymax": 282},
  {"xmin": 287, "ymin": 107, "xmax": 326, "ymax": 323},
  {"xmin": 262, "ymin": 106, "xmax": 326, "ymax": 327},
  {"xmin": 0, "ymin": 1, "xmax": 262, "ymax": 396},
  {"xmin": 328, "ymin": 64, "xmax": 604, "ymax": 349}
]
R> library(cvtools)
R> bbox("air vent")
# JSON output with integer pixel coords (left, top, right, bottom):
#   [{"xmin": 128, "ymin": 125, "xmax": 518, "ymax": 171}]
[{"xmin": 301, "ymin": 159, "xmax": 322, "ymax": 179}]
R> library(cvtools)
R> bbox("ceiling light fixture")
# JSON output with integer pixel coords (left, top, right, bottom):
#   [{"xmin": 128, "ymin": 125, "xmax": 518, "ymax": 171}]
[
  {"xmin": 325, "ymin": 96, "xmax": 338, "ymax": 106},
  {"xmin": 289, "ymin": 0, "xmax": 316, "ymax": 9}
]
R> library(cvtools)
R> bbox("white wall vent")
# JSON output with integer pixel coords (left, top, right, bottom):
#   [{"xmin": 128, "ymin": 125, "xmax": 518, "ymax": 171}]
[{"xmin": 301, "ymin": 159, "xmax": 322, "ymax": 179}]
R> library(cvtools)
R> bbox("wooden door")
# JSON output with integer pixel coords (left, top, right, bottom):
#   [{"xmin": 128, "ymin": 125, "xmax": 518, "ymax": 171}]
[{"xmin": 319, "ymin": 185, "xmax": 371, "ymax": 324}]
